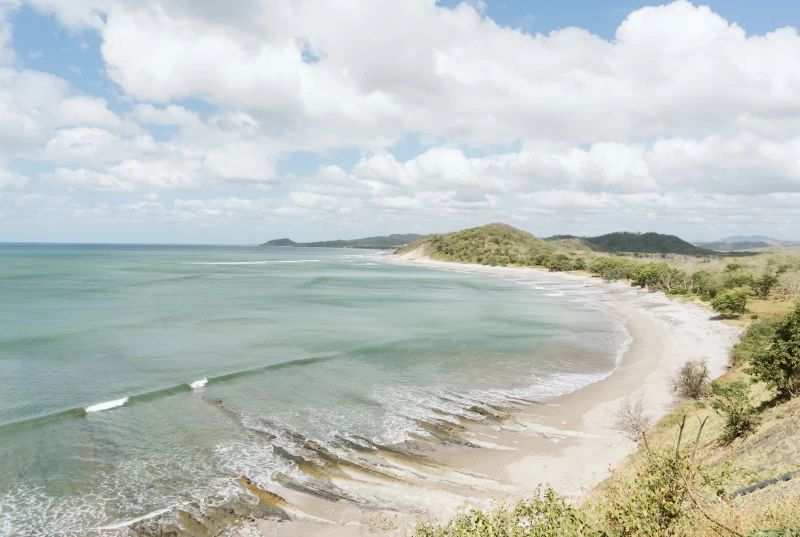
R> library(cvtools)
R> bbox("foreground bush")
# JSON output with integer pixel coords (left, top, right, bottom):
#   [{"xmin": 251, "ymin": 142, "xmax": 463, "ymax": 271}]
[{"xmin": 747, "ymin": 301, "xmax": 800, "ymax": 397}]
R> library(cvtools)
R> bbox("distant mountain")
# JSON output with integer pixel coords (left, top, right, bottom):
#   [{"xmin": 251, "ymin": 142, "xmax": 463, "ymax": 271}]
[
  {"xmin": 260, "ymin": 234, "xmax": 424, "ymax": 249},
  {"xmin": 720, "ymin": 235, "xmax": 779, "ymax": 243},
  {"xmin": 699, "ymin": 241, "xmax": 771, "ymax": 251}
]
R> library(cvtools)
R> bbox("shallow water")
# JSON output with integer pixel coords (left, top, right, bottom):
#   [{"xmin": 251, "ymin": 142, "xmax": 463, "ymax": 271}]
[{"xmin": 0, "ymin": 244, "xmax": 627, "ymax": 536}]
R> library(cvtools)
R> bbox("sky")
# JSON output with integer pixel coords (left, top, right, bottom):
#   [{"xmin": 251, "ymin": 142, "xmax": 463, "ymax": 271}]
[{"xmin": 1, "ymin": 0, "xmax": 800, "ymax": 243}]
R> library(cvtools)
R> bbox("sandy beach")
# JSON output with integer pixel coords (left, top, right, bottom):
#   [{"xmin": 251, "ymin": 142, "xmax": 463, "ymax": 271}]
[{"xmin": 256, "ymin": 255, "xmax": 742, "ymax": 537}]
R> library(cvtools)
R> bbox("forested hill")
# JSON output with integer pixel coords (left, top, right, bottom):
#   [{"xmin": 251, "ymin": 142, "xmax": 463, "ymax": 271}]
[
  {"xmin": 585, "ymin": 231, "xmax": 716, "ymax": 255},
  {"xmin": 261, "ymin": 234, "xmax": 423, "ymax": 249},
  {"xmin": 545, "ymin": 231, "xmax": 734, "ymax": 256},
  {"xmin": 397, "ymin": 223, "xmax": 553, "ymax": 265}
]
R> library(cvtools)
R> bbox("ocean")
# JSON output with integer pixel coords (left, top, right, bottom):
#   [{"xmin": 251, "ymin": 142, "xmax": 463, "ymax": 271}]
[{"xmin": 0, "ymin": 244, "xmax": 628, "ymax": 536}]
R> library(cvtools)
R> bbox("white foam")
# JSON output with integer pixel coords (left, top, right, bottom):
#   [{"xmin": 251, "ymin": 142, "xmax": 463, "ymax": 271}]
[
  {"xmin": 94, "ymin": 508, "xmax": 171, "ymax": 530},
  {"xmin": 86, "ymin": 397, "xmax": 128, "ymax": 413},
  {"xmin": 190, "ymin": 378, "xmax": 208, "ymax": 389}
]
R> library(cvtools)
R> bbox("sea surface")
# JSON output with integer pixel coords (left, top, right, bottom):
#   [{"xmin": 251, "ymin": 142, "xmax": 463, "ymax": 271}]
[{"xmin": 0, "ymin": 244, "xmax": 628, "ymax": 536}]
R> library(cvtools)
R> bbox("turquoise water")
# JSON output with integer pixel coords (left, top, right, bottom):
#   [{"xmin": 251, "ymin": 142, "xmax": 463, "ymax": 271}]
[{"xmin": 0, "ymin": 245, "xmax": 625, "ymax": 536}]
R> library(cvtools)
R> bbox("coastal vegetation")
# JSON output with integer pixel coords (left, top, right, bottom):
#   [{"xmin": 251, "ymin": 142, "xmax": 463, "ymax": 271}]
[{"xmin": 399, "ymin": 223, "xmax": 800, "ymax": 324}]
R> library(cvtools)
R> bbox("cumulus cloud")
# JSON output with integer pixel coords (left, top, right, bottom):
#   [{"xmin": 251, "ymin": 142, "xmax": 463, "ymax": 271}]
[
  {"xmin": 2, "ymin": 0, "xmax": 800, "ymax": 240},
  {"xmin": 0, "ymin": 167, "xmax": 29, "ymax": 190}
]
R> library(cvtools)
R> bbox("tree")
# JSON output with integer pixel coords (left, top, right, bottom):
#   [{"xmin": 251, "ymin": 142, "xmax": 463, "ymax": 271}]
[
  {"xmin": 752, "ymin": 271, "xmax": 779, "ymax": 298},
  {"xmin": 778, "ymin": 271, "xmax": 800, "ymax": 300},
  {"xmin": 746, "ymin": 301, "xmax": 800, "ymax": 396},
  {"xmin": 710, "ymin": 287, "xmax": 749, "ymax": 318},
  {"xmin": 710, "ymin": 380, "xmax": 760, "ymax": 443}
]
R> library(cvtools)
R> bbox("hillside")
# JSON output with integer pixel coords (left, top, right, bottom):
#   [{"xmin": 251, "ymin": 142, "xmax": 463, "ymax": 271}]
[
  {"xmin": 261, "ymin": 233, "xmax": 423, "ymax": 249},
  {"xmin": 584, "ymin": 231, "xmax": 717, "ymax": 255},
  {"xmin": 398, "ymin": 223, "xmax": 553, "ymax": 266}
]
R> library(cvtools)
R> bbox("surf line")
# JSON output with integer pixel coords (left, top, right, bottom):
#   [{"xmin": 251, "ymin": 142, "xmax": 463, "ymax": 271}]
[{"xmin": 0, "ymin": 355, "xmax": 338, "ymax": 431}]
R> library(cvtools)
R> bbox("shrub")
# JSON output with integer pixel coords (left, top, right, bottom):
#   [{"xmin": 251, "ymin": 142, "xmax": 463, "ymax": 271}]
[
  {"xmin": 612, "ymin": 395, "xmax": 652, "ymax": 442},
  {"xmin": 778, "ymin": 271, "xmax": 800, "ymax": 300},
  {"xmin": 572, "ymin": 257, "xmax": 587, "ymax": 271},
  {"xmin": 710, "ymin": 380, "xmax": 760, "ymax": 443},
  {"xmin": 692, "ymin": 269, "xmax": 724, "ymax": 300},
  {"xmin": 410, "ymin": 485, "xmax": 592, "ymax": 537},
  {"xmin": 630, "ymin": 262, "xmax": 686, "ymax": 292},
  {"xmin": 746, "ymin": 301, "xmax": 800, "ymax": 396},
  {"xmin": 672, "ymin": 359, "xmax": 711, "ymax": 400},
  {"xmin": 603, "ymin": 448, "xmax": 693, "ymax": 536},
  {"xmin": 711, "ymin": 287, "xmax": 749, "ymax": 318},
  {"xmin": 589, "ymin": 257, "xmax": 638, "ymax": 281},
  {"xmin": 752, "ymin": 272, "xmax": 779, "ymax": 298},
  {"xmin": 724, "ymin": 273, "xmax": 755, "ymax": 289}
]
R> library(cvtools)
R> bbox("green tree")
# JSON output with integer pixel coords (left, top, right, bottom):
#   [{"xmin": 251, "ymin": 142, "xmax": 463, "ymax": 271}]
[
  {"xmin": 752, "ymin": 271, "xmax": 779, "ymax": 298},
  {"xmin": 746, "ymin": 301, "xmax": 800, "ymax": 396},
  {"xmin": 710, "ymin": 380, "xmax": 760, "ymax": 443},
  {"xmin": 710, "ymin": 287, "xmax": 749, "ymax": 318}
]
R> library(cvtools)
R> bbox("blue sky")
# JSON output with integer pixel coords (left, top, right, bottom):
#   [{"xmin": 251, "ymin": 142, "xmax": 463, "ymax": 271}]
[{"xmin": 2, "ymin": 0, "xmax": 800, "ymax": 243}]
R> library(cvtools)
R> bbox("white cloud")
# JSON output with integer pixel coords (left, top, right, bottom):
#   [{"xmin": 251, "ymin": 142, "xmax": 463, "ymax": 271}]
[
  {"xmin": 0, "ymin": 167, "xmax": 30, "ymax": 190},
  {"xmin": 3, "ymin": 0, "xmax": 800, "ymax": 240},
  {"xmin": 45, "ymin": 160, "xmax": 204, "ymax": 192},
  {"xmin": 0, "ymin": 1, "xmax": 19, "ymax": 65}
]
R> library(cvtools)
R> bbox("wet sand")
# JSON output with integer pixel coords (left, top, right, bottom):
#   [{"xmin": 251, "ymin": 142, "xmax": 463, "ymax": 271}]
[{"xmin": 254, "ymin": 257, "xmax": 741, "ymax": 537}]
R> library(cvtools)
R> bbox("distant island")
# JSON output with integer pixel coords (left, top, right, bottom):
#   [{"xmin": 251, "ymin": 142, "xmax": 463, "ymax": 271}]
[{"xmin": 261, "ymin": 233, "xmax": 425, "ymax": 249}]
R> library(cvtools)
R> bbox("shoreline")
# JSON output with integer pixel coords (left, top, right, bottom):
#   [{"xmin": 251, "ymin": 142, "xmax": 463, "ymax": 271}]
[
  {"xmin": 139, "ymin": 256, "xmax": 741, "ymax": 537},
  {"xmin": 389, "ymin": 256, "xmax": 741, "ymax": 495}
]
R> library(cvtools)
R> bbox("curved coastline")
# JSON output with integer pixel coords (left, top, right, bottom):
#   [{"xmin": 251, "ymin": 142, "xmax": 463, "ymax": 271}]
[{"xmin": 384, "ymin": 254, "xmax": 743, "ymax": 497}]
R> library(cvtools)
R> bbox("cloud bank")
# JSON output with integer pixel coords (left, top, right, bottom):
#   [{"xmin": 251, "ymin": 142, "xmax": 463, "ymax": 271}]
[{"xmin": 2, "ymin": 0, "xmax": 800, "ymax": 241}]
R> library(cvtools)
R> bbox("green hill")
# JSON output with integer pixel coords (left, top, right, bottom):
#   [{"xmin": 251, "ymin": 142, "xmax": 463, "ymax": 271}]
[
  {"xmin": 398, "ymin": 223, "xmax": 553, "ymax": 266},
  {"xmin": 584, "ymin": 231, "xmax": 715, "ymax": 255},
  {"xmin": 262, "ymin": 238, "xmax": 297, "ymax": 246},
  {"xmin": 261, "ymin": 234, "xmax": 423, "ymax": 249}
]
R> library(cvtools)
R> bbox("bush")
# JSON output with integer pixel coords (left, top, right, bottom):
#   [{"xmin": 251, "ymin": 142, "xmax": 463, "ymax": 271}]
[
  {"xmin": 589, "ymin": 257, "xmax": 638, "ymax": 281},
  {"xmin": 410, "ymin": 485, "xmax": 591, "ymax": 537},
  {"xmin": 630, "ymin": 262, "xmax": 687, "ymax": 292},
  {"xmin": 778, "ymin": 271, "xmax": 800, "ymax": 300},
  {"xmin": 710, "ymin": 380, "xmax": 760, "ymax": 443},
  {"xmin": 672, "ymin": 358, "xmax": 711, "ymax": 400},
  {"xmin": 572, "ymin": 257, "xmax": 587, "ymax": 271},
  {"xmin": 602, "ymin": 448, "xmax": 693, "ymax": 536},
  {"xmin": 746, "ymin": 301, "xmax": 800, "ymax": 396},
  {"xmin": 711, "ymin": 287, "xmax": 749, "ymax": 318},
  {"xmin": 612, "ymin": 395, "xmax": 652, "ymax": 442},
  {"xmin": 752, "ymin": 271, "xmax": 779, "ymax": 298},
  {"xmin": 692, "ymin": 269, "xmax": 724, "ymax": 300}
]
